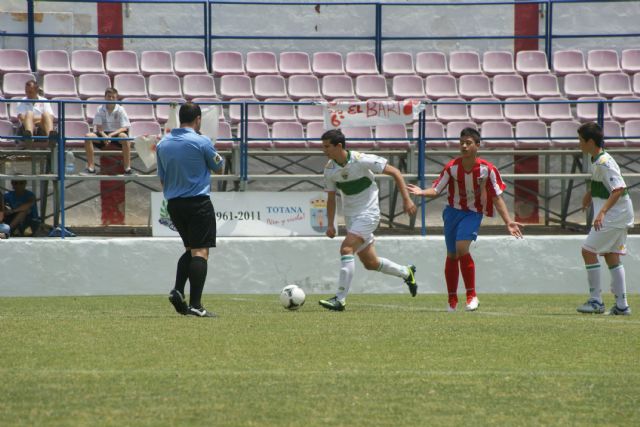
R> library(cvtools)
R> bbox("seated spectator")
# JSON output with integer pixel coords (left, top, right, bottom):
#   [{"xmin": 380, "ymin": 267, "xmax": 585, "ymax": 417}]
[
  {"xmin": 0, "ymin": 192, "xmax": 9, "ymax": 239},
  {"xmin": 3, "ymin": 178, "xmax": 40, "ymax": 237},
  {"xmin": 16, "ymin": 80, "xmax": 57, "ymax": 147},
  {"xmin": 82, "ymin": 87, "xmax": 132, "ymax": 175}
]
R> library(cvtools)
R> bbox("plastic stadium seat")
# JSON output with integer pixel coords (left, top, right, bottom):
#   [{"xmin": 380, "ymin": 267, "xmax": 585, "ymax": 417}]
[
  {"xmin": 0, "ymin": 119, "xmax": 16, "ymax": 146},
  {"xmin": 345, "ymin": 52, "xmax": 378, "ymax": 76},
  {"xmin": 550, "ymin": 120, "xmax": 581, "ymax": 148},
  {"xmin": 78, "ymin": 73, "xmax": 111, "ymax": 99},
  {"xmin": 212, "ymin": 51, "xmax": 244, "ymax": 76},
  {"xmin": 515, "ymin": 120, "xmax": 549, "ymax": 149},
  {"xmin": 140, "ymin": 51, "xmax": 174, "ymax": 76},
  {"xmin": 130, "ymin": 121, "xmax": 162, "ymax": 138},
  {"xmin": 602, "ymin": 120, "xmax": 625, "ymax": 148},
  {"xmin": 0, "ymin": 49, "xmax": 31, "ymax": 73},
  {"xmin": 219, "ymin": 75, "xmax": 254, "ymax": 100},
  {"xmin": 447, "ymin": 121, "xmax": 478, "ymax": 143},
  {"xmin": 228, "ymin": 98, "xmax": 263, "ymax": 123},
  {"xmin": 246, "ymin": 51, "xmax": 279, "ymax": 76},
  {"xmin": 43, "ymin": 73, "xmax": 78, "ymax": 98},
  {"xmin": 0, "ymin": 101, "xmax": 8, "ymax": 120},
  {"xmin": 121, "ymin": 97, "xmax": 156, "ymax": 122},
  {"xmin": 182, "ymin": 74, "xmax": 216, "ymax": 100},
  {"xmin": 36, "ymin": 50, "xmax": 71, "ymax": 74},
  {"xmin": 587, "ymin": 50, "xmax": 621, "ymax": 75},
  {"xmin": 355, "ymin": 75, "xmax": 388, "ymax": 99},
  {"xmin": 634, "ymin": 73, "xmax": 640, "ymax": 96},
  {"xmin": 272, "ymin": 121, "xmax": 306, "ymax": 148},
  {"xmin": 482, "ymin": 51, "xmax": 515, "ymax": 76},
  {"xmin": 598, "ymin": 73, "xmax": 632, "ymax": 98},
  {"xmin": 215, "ymin": 121, "xmax": 234, "ymax": 150},
  {"xmin": 51, "ymin": 97, "xmax": 85, "ymax": 122},
  {"xmin": 492, "ymin": 74, "xmax": 526, "ymax": 99},
  {"xmin": 470, "ymin": 97, "xmax": 504, "ymax": 122},
  {"xmin": 84, "ymin": 97, "xmax": 103, "ymax": 124},
  {"xmin": 436, "ymin": 97, "xmax": 469, "ymax": 123},
  {"xmin": 3, "ymin": 73, "xmax": 36, "ymax": 98},
  {"xmin": 376, "ymin": 123, "xmax": 409, "ymax": 149},
  {"xmin": 192, "ymin": 97, "xmax": 226, "ymax": 121},
  {"xmin": 413, "ymin": 121, "xmax": 447, "ymax": 148},
  {"xmin": 306, "ymin": 122, "xmax": 326, "ymax": 148},
  {"xmin": 537, "ymin": 97, "xmax": 574, "ymax": 123},
  {"xmin": 516, "ymin": 51, "xmax": 550, "ymax": 75},
  {"xmin": 321, "ymin": 75, "xmax": 355, "ymax": 100},
  {"xmin": 242, "ymin": 121, "xmax": 272, "ymax": 148},
  {"xmin": 8, "ymin": 96, "xmax": 26, "ymax": 123},
  {"xmin": 611, "ymin": 96, "xmax": 640, "ymax": 122},
  {"xmin": 105, "ymin": 50, "xmax": 140, "ymax": 75},
  {"xmin": 563, "ymin": 73, "xmax": 598, "ymax": 99},
  {"xmin": 552, "ymin": 50, "xmax": 587, "ymax": 76},
  {"xmin": 449, "ymin": 51, "xmax": 482, "ymax": 76},
  {"xmin": 254, "ymin": 75, "xmax": 288, "ymax": 100},
  {"xmin": 113, "ymin": 74, "xmax": 148, "ymax": 98},
  {"xmin": 504, "ymin": 97, "xmax": 538, "ymax": 123},
  {"xmin": 297, "ymin": 99, "xmax": 324, "ymax": 123},
  {"xmin": 623, "ymin": 119, "xmax": 640, "ymax": 147},
  {"xmin": 174, "ymin": 51, "xmax": 208, "ymax": 76},
  {"xmin": 262, "ymin": 98, "xmax": 297, "ymax": 123},
  {"xmin": 279, "ymin": 52, "xmax": 312, "ymax": 77},
  {"xmin": 415, "ymin": 52, "xmax": 448, "ymax": 77},
  {"xmin": 341, "ymin": 126, "xmax": 375, "ymax": 149},
  {"xmin": 575, "ymin": 97, "xmax": 611, "ymax": 122},
  {"xmin": 392, "ymin": 75, "xmax": 425, "ymax": 100},
  {"xmin": 155, "ymin": 97, "xmax": 186, "ymax": 123},
  {"xmin": 288, "ymin": 75, "xmax": 321, "ymax": 100},
  {"xmin": 621, "ymin": 49, "xmax": 640, "ymax": 75},
  {"xmin": 425, "ymin": 75, "xmax": 458, "ymax": 99},
  {"xmin": 382, "ymin": 52, "xmax": 415, "ymax": 77},
  {"xmin": 312, "ymin": 52, "xmax": 344, "ymax": 76},
  {"xmin": 62, "ymin": 120, "xmax": 90, "ymax": 148},
  {"xmin": 526, "ymin": 74, "xmax": 561, "ymax": 99},
  {"xmin": 71, "ymin": 50, "xmax": 105, "ymax": 75},
  {"xmin": 458, "ymin": 75, "xmax": 492, "ymax": 99},
  {"xmin": 481, "ymin": 121, "xmax": 515, "ymax": 148}
]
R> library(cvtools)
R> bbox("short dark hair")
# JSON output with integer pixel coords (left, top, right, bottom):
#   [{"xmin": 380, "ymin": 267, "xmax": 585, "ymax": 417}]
[
  {"xmin": 25, "ymin": 79, "xmax": 38, "ymax": 88},
  {"xmin": 460, "ymin": 127, "xmax": 481, "ymax": 145},
  {"xmin": 321, "ymin": 129, "xmax": 346, "ymax": 148},
  {"xmin": 104, "ymin": 87, "xmax": 118, "ymax": 97},
  {"xmin": 179, "ymin": 102, "xmax": 202, "ymax": 124},
  {"xmin": 577, "ymin": 121, "xmax": 604, "ymax": 148}
]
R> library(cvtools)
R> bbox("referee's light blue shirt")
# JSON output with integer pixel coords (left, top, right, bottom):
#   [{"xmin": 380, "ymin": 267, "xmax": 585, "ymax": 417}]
[{"xmin": 156, "ymin": 127, "xmax": 224, "ymax": 200}]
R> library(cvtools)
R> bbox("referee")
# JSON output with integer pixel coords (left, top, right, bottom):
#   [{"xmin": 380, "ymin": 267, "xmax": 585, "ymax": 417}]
[{"xmin": 157, "ymin": 102, "xmax": 225, "ymax": 317}]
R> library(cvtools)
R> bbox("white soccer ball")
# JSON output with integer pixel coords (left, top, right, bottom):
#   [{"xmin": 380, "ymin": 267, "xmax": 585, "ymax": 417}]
[{"xmin": 280, "ymin": 285, "xmax": 306, "ymax": 310}]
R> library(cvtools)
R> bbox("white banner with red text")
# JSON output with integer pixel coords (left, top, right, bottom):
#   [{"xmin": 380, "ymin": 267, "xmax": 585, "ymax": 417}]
[{"xmin": 323, "ymin": 100, "xmax": 425, "ymax": 129}]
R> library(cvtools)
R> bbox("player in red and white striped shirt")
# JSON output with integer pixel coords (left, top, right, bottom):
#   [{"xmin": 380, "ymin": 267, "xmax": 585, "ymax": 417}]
[{"xmin": 408, "ymin": 127, "xmax": 523, "ymax": 312}]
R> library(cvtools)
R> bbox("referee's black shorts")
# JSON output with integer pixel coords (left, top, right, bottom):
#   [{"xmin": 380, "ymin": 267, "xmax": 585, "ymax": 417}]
[{"xmin": 167, "ymin": 195, "xmax": 216, "ymax": 249}]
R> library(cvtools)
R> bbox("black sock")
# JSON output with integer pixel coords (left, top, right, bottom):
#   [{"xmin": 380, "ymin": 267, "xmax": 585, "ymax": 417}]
[
  {"xmin": 188, "ymin": 256, "xmax": 208, "ymax": 308},
  {"xmin": 174, "ymin": 251, "xmax": 192, "ymax": 295}
]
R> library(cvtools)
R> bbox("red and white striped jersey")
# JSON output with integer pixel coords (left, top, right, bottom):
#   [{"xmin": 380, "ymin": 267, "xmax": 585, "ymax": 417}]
[{"xmin": 432, "ymin": 157, "xmax": 506, "ymax": 217}]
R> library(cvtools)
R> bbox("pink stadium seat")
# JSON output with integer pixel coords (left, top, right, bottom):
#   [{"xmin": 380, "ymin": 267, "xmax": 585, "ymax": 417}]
[
  {"xmin": 246, "ymin": 51, "xmax": 279, "ymax": 76},
  {"xmin": 215, "ymin": 121, "xmax": 234, "ymax": 150},
  {"xmin": 634, "ymin": 73, "xmax": 640, "ymax": 96},
  {"xmin": 575, "ymin": 97, "xmax": 611, "ymax": 122},
  {"xmin": 219, "ymin": 75, "xmax": 254, "ymax": 100},
  {"xmin": 602, "ymin": 120, "xmax": 625, "ymax": 148},
  {"xmin": 8, "ymin": 97, "xmax": 24, "ymax": 124},
  {"xmin": 392, "ymin": 75, "xmax": 425, "ymax": 100},
  {"xmin": 341, "ymin": 126, "xmax": 375, "ymax": 149},
  {"xmin": 458, "ymin": 75, "xmax": 492, "ymax": 99},
  {"xmin": 279, "ymin": 52, "xmax": 312, "ymax": 76},
  {"xmin": 3, "ymin": 73, "xmax": 36, "ymax": 98},
  {"xmin": 550, "ymin": 120, "xmax": 580, "ymax": 148},
  {"xmin": 254, "ymin": 75, "xmax": 288, "ymax": 100},
  {"xmin": 272, "ymin": 121, "xmax": 306, "ymax": 148},
  {"xmin": 415, "ymin": 52, "xmax": 448, "ymax": 77},
  {"xmin": 515, "ymin": 120, "xmax": 549, "ymax": 149},
  {"xmin": 526, "ymin": 74, "xmax": 561, "ymax": 99},
  {"xmin": 51, "ymin": 97, "xmax": 85, "ymax": 122},
  {"xmin": 288, "ymin": 75, "xmax": 321, "ymax": 100},
  {"xmin": 43, "ymin": 73, "xmax": 78, "ymax": 98},
  {"xmin": 140, "ymin": 51, "xmax": 174, "ymax": 76},
  {"xmin": 563, "ymin": 73, "xmax": 598, "ymax": 99},
  {"xmin": 0, "ymin": 119, "xmax": 16, "ymax": 146},
  {"xmin": 321, "ymin": 75, "xmax": 355, "ymax": 100},
  {"xmin": 611, "ymin": 96, "xmax": 640, "ymax": 122},
  {"xmin": 492, "ymin": 74, "xmax": 526, "ymax": 99},
  {"xmin": 376, "ymin": 123, "xmax": 409, "ymax": 149},
  {"xmin": 63, "ymin": 120, "xmax": 90, "ymax": 148},
  {"xmin": 482, "ymin": 51, "xmax": 515, "ymax": 76},
  {"xmin": 296, "ymin": 99, "xmax": 324, "ymax": 123},
  {"xmin": 37, "ymin": 50, "xmax": 71, "ymax": 74},
  {"xmin": 598, "ymin": 73, "xmax": 632, "ymax": 98},
  {"xmin": 481, "ymin": 121, "xmax": 515, "ymax": 148},
  {"xmin": 504, "ymin": 97, "xmax": 539, "ymax": 123},
  {"xmin": 130, "ymin": 121, "xmax": 162, "ymax": 138},
  {"xmin": 436, "ymin": 97, "xmax": 469, "ymax": 123},
  {"xmin": 212, "ymin": 51, "xmax": 245, "ymax": 76},
  {"xmin": 312, "ymin": 52, "xmax": 344, "ymax": 76},
  {"xmin": 553, "ymin": 50, "xmax": 587, "ymax": 76},
  {"xmin": 182, "ymin": 74, "xmax": 216, "ymax": 100},
  {"xmin": 345, "ymin": 52, "xmax": 378, "ymax": 76},
  {"xmin": 113, "ymin": 74, "xmax": 148, "ymax": 98},
  {"xmin": 242, "ymin": 121, "xmax": 272, "ymax": 149},
  {"xmin": 306, "ymin": 121, "xmax": 326, "ymax": 148},
  {"xmin": 421, "ymin": 102, "xmax": 436, "ymax": 122},
  {"xmin": 84, "ymin": 97, "xmax": 103, "ymax": 124},
  {"xmin": 587, "ymin": 50, "xmax": 621, "ymax": 75},
  {"xmin": 0, "ymin": 49, "xmax": 31, "ymax": 73},
  {"xmin": 623, "ymin": 119, "xmax": 640, "ymax": 147},
  {"xmin": 71, "ymin": 50, "xmax": 105, "ymax": 75},
  {"xmin": 449, "ymin": 51, "xmax": 482, "ymax": 76},
  {"xmin": 105, "ymin": 50, "xmax": 140, "ymax": 75},
  {"xmin": 621, "ymin": 49, "xmax": 640, "ymax": 75},
  {"xmin": 0, "ymin": 101, "xmax": 8, "ymax": 120},
  {"xmin": 355, "ymin": 75, "xmax": 388, "ymax": 99},
  {"xmin": 470, "ymin": 97, "xmax": 504, "ymax": 122},
  {"xmin": 447, "ymin": 121, "xmax": 478, "ymax": 143},
  {"xmin": 413, "ymin": 121, "xmax": 447, "ymax": 148},
  {"xmin": 262, "ymin": 98, "xmax": 297, "ymax": 123},
  {"xmin": 174, "ymin": 51, "xmax": 208, "ymax": 76},
  {"xmin": 155, "ymin": 97, "xmax": 186, "ymax": 123},
  {"xmin": 192, "ymin": 97, "xmax": 225, "ymax": 121},
  {"xmin": 78, "ymin": 73, "xmax": 111, "ymax": 99},
  {"xmin": 382, "ymin": 52, "xmax": 414, "ymax": 77},
  {"xmin": 516, "ymin": 51, "xmax": 550, "ymax": 75},
  {"xmin": 121, "ymin": 97, "xmax": 156, "ymax": 121},
  {"xmin": 425, "ymin": 75, "xmax": 458, "ymax": 99},
  {"xmin": 228, "ymin": 98, "xmax": 263, "ymax": 123},
  {"xmin": 537, "ymin": 97, "xmax": 574, "ymax": 123}
]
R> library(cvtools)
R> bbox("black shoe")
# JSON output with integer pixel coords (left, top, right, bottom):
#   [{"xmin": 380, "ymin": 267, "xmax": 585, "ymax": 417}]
[
  {"xmin": 404, "ymin": 264, "xmax": 417, "ymax": 297},
  {"xmin": 123, "ymin": 168, "xmax": 133, "ymax": 176},
  {"xmin": 22, "ymin": 130, "xmax": 33, "ymax": 147},
  {"xmin": 187, "ymin": 305, "xmax": 217, "ymax": 317},
  {"xmin": 80, "ymin": 167, "xmax": 96, "ymax": 176},
  {"xmin": 319, "ymin": 296, "xmax": 346, "ymax": 311},
  {"xmin": 48, "ymin": 130, "xmax": 59, "ymax": 148},
  {"xmin": 168, "ymin": 289, "xmax": 189, "ymax": 315}
]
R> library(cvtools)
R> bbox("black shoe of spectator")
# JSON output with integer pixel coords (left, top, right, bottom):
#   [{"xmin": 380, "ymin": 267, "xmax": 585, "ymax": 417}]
[{"xmin": 48, "ymin": 131, "xmax": 59, "ymax": 148}]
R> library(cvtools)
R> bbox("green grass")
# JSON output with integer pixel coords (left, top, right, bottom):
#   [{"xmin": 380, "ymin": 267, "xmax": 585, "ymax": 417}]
[{"xmin": 1, "ymin": 294, "xmax": 639, "ymax": 426}]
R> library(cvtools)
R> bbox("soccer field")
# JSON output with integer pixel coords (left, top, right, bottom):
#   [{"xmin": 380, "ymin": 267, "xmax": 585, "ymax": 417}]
[{"xmin": 1, "ymin": 294, "xmax": 638, "ymax": 426}]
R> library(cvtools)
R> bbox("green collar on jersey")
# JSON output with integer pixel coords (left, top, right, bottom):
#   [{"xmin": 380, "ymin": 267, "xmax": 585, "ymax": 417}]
[
  {"xmin": 591, "ymin": 150, "xmax": 605, "ymax": 163},
  {"xmin": 336, "ymin": 150, "xmax": 351, "ymax": 168}
]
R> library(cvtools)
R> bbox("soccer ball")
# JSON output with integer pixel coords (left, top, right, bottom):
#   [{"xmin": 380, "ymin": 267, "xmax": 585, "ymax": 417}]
[{"xmin": 280, "ymin": 285, "xmax": 306, "ymax": 310}]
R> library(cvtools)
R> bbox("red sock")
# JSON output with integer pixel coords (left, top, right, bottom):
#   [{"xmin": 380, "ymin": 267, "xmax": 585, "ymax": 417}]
[
  {"xmin": 459, "ymin": 253, "xmax": 476, "ymax": 302},
  {"xmin": 445, "ymin": 257, "xmax": 459, "ymax": 307}
]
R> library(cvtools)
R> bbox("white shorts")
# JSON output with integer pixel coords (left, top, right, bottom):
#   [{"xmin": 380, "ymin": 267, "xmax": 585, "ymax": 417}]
[
  {"xmin": 583, "ymin": 226, "xmax": 629, "ymax": 255},
  {"xmin": 345, "ymin": 213, "xmax": 380, "ymax": 253}
]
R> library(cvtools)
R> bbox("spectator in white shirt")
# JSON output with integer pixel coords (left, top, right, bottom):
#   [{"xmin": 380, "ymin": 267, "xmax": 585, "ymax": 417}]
[{"xmin": 16, "ymin": 80, "xmax": 56, "ymax": 147}]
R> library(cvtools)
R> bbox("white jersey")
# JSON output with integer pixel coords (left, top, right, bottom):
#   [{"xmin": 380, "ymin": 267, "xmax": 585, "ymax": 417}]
[
  {"xmin": 324, "ymin": 150, "xmax": 387, "ymax": 217},
  {"xmin": 16, "ymin": 96, "xmax": 53, "ymax": 118},
  {"xmin": 590, "ymin": 151, "xmax": 634, "ymax": 228}
]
